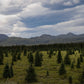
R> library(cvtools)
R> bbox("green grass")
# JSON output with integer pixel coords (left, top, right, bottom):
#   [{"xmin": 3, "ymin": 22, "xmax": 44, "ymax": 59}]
[{"xmin": 0, "ymin": 50, "xmax": 84, "ymax": 84}]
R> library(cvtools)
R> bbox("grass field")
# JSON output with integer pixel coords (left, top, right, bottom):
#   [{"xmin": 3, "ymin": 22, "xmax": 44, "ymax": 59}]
[{"xmin": 0, "ymin": 50, "xmax": 84, "ymax": 84}]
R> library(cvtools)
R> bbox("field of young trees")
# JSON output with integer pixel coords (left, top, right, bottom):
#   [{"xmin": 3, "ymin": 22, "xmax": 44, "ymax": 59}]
[{"xmin": 0, "ymin": 43, "xmax": 84, "ymax": 84}]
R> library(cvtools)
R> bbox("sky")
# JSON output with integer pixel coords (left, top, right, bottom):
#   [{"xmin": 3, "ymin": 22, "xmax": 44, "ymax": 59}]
[{"xmin": 0, "ymin": 0, "xmax": 84, "ymax": 38}]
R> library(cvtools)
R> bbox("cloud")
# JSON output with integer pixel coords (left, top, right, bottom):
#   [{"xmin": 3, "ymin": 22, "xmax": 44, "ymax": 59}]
[{"xmin": 0, "ymin": 0, "xmax": 84, "ymax": 38}]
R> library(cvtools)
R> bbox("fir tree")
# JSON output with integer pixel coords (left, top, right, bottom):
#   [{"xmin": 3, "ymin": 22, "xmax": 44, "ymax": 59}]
[
  {"xmin": 64, "ymin": 53, "xmax": 71, "ymax": 65},
  {"xmin": 80, "ymin": 54, "xmax": 83, "ymax": 62},
  {"xmin": 28, "ymin": 52, "xmax": 33, "ymax": 64},
  {"xmin": 35, "ymin": 51, "xmax": 42, "ymax": 66},
  {"xmin": 69, "ymin": 76, "xmax": 72, "ymax": 84},
  {"xmin": 79, "ymin": 71, "xmax": 84, "ymax": 84},
  {"xmin": 71, "ymin": 62, "xmax": 74, "ymax": 69},
  {"xmin": 59, "ymin": 62, "xmax": 66, "ymax": 75},
  {"xmin": 17, "ymin": 53, "xmax": 21, "ymax": 60},
  {"xmin": 3, "ymin": 63, "xmax": 10, "ymax": 78},
  {"xmin": 57, "ymin": 51, "xmax": 62, "ymax": 63},
  {"xmin": 0, "ymin": 52, "xmax": 4, "ymax": 65},
  {"xmin": 10, "ymin": 65, "xmax": 14, "ymax": 78},
  {"xmin": 76, "ymin": 58, "xmax": 81, "ymax": 68},
  {"xmin": 25, "ymin": 64, "xmax": 37, "ymax": 83}
]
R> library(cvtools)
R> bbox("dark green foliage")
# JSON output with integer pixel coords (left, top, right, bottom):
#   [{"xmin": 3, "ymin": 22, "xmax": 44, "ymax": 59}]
[
  {"xmin": 76, "ymin": 58, "xmax": 81, "ymax": 68},
  {"xmin": 12, "ymin": 54, "xmax": 17, "ymax": 62},
  {"xmin": 69, "ymin": 76, "xmax": 72, "ymax": 84},
  {"xmin": 59, "ymin": 62, "xmax": 66, "ymax": 75},
  {"xmin": 28, "ymin": 52, "xmax": 33, "ymax": 64},
  {"xmin": 3, "ymin": 63, "xmax": 10, "ymax": 78},
  {"xmin": 57, "ymin": 51, "xmax": 62, "ymax": 63},
  {"xmin": 0, "ymin": 52, "xmax": 4, "ymax": 65},
  {"xmin": 23, "ymin": 49, "xmax": 27, "ymax": 56},
  {"xmin": 64, "ymin": 53, "xmax": 71, "ymax": 65},
  {"xmin": 35, "ymin": 51, "xmax": 42, "ymax": 66},
  {"xmin": 10, "ymin": 65, "xmax": 14, "ymax": 78},
  {"xmin": 46, "ymin": 71, "xmax": 49, "ymax": 76},
  {"xmin": 80, "ymin": 54, "xmax": 83, "ymax": 62},
  {"xmin": 17, "ymin": 53, "xmax": 21, "ymax": 60},
  {"xmin": 71, "ymin": 62, "xmax": 74, "ymax": 69},
  {"xmin": 79, "ymin": 71, "xmax": 84, "ymax": 84},
  {"xmin": 5, "ymin": 52, "xmax": 8, "ymax": 57},
  {"xmin": 48, "ymin": 50, "xmax": 53, "ymax": 58},
  {"xmin": 25, "ymin": 64, "xmax": 37, "ymax": 83}
]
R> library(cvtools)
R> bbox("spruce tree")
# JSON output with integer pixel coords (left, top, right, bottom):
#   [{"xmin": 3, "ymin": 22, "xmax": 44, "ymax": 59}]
[
  {"xmin": 3, "ymin": 63, "xmax": 10, "ymax": 78},
  {"xmin": 28, "ymin": 52, "xmax": 33, "ymax": 64},
  {"xmin": 17, "ymin": 53, "xmax": 21, "ymax": 60},
  {"xmin": 80, "ymin": 54, "xmax": 83, "ymax": 62},
  {"xmin": 64, "ymin": 53, "xmax": 71, "ymax": 65},
  {"xmin": 25, "ymin": 64, "xmax": 37, "ymax": 83},
  {"xmin": 76, "ymin": 58, "xmax": 81, "ymax": 68},
  {"xmin": 69, "ymin": 76, "xmax": 72, "ymax": 84},
  {"xmin": 35, "ymin": 51, "xmax": 42, "ymax": 66},
  {"xmin": 59, "ymin": 62, "xmax": 66, "ymax": 75},
  {"xmin": 0, "ymin": 52, "xmax": 4, "ymax": 65},
  {"xmin": 71, "ymin": 62, "xmax": 74, "ymax": 69},
  {"xmin": 10, "ymin": 65, "xmax": 14, "ymax": 78},
  {"xmin": 57, "ymin": 51, "xmax": 62, "ymax": 63},
  {"xmin": 79, "ymin": 71, "xmax": 84, "ymax": 84}
]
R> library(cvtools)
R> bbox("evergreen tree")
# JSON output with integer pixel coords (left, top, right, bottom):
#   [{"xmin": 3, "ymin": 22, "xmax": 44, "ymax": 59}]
[
  {"xmin": 57, "ymin": 51, "xmax": 62, "ymax": 63},
  {"xmin": 76, "ymin": 58, "xmax": 81, "ymax": 68},
  {"xmin": 80, "ymin": 54, "xmax": 83, "ymax": 62},
  {"xmin": 71, "ymin": 62, "xmax": 74, "ymax": 69},
  {"xmin": 0, "ymin": 52, "xmax": 4, "ymax": 65},
  {"xmin": 64, "ymin": 53, "xmax": 71, "ymax": 65},
  {"xmin": 69, "ymin": 76, "xmax": 72, "ymax": 84},
  {"xmin": 17, "ymin": 53, "xmax": 21, "ymax": 60},
  {"xmin": 46, "ymin": 71, "xmax": 49, "ymax": 76},
  {"xmin": 59, "ymin": 62, "xmax": 66, "ymax": 75},
  {"xmin": 35, "ymin": 51, "xmax": 42, "ymax": 66},
  {"xmin": 3, "ymin": 63, "xmax": 10, "ymax": 78},
  {"xmin": 12, "ymin": 54, "xmax": 17, "ymax": 62},
  {"xmin": 28, "ymin": 52, "xmax": 33, "ymax": 64},
  {"xmin": 25, "ymin": 64, "xmax": 37, "ymax": 83},
  {"xmin": 79, "ymin": 71, "xmax": 84, "ymax": 84},
  {"xmin": 10, "ymin": 65, "xmax": 14, "ymax": 78}
]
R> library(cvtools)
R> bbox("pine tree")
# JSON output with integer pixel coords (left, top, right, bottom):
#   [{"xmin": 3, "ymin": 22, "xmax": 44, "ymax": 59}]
[
  {"xmin": 25, "ymin": 64, "xmax": 37, "ymax": 83},
  {"xmin": 10, "ymin": 65, "xmax": 14, "ymax": 78},
  {"xmin": 28, "ymin": 52, "xmax": 33, "ymax": 64},
  {"xmin": 0, "ymin": 52, "xmax": 4, "ymax": 65},
  {"xmin": 35, "ymin": 51, "xmax": 42, "ymax": 66},
  {"xmin": 57, "ymin": 51, "xmax": 62, "ymax": 63},
  {"xmin": 59, "ymin": 62, "xmax": 66, "ymax": 75},
  {"xmin": 71, "ymin": 62, "xmax": 74, "ymax": 69},
  {"xmin": 12, "ymin": 54, "xmax": 17, "ymax": 62},
  {"xmin": 17, "ymin": 53, "xmax": 21, "ymax": 60},
  {"xmin": 80, "ymin": 54, "xmax": 83, "ymax": 62},
  {"xmin": 3, "ymin": 63, "xmax": 10, "ymax": 78},
  {"xmin": 79, "ymin": 71, "xmax": 84, "ymax": 84},
  {"xmin": 69, "ymin": 76, "xmax": 72, "ymax": 84},
  {"xmin": 64, "ymin": 53, "xmax": 71, "ymax": 65},
  {"xmin": 76, "ymin": 58, "xmax": 81, "ymax": 68},
  {"xmin": 46, "ymin": 71, "xmax": 49, "ymax": 76}
]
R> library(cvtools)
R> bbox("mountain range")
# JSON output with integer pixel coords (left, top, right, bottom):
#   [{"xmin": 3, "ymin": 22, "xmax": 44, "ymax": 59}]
[{"xmin": 0, "ymin": 33, "xmax": 84, "ymax": 46}]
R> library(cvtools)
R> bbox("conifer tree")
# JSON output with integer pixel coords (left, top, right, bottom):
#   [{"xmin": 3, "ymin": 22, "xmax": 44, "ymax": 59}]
[
  {"xmin": 80, "ymin": 54, "xmax": 83, "ymax": 62},
  {"xmin": 59, "ymin": 62, "xmax": 66, "ymax": 75},
  {"xmin": 57, "ymin": 51, "xmax": 62, "ymax": 63},
  {"xmin": 71, "ymin": 62, "xmax": 74, "ymax": 69},
  {"xmin": 17, "ymin": 53, "xmax": 21, "ymax": 60},
  {"xmin": 25, "ymin": 64, "xmax": 37, "ymax": 83},
  {"xmin": 46, "ymin": 71, "xmax": 49, "ymax": 76},
  {"xmin": 10, "ymin": 65, "xmax": 14, "ymax": 78},
  {"xmin": 64, "ymin": 53, "xmax": 71, "ymax": 65},
  {"xmin": 3, "ymin": 63, "xmax": 10, "ymax": 78},
  {"xmin": 69, "ymin": 76, "xmax": 72, "ymax": 84},
  {"xmin": 79, "ymin": 71, "xmax": 84, "ymax": 84},
  {"xmin": 28, "ymin": 52, "xmax": 33, "ymax": 64},
  {"xmin": 76, "ymin": 58, "xmax": 81, "ymax": 68},
  {"xmin": 0, "ymin": 52, "xmax": 4, "ymax": 65},
  {"xmin": 35, "ymin": 51, "xmax": 42, "ymax": 66}
]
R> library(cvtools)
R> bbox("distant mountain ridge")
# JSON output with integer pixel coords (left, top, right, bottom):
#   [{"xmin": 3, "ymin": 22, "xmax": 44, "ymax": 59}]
[{"xmin": 0, "ymin": 33, "xmax": 84, "ymax": 46}]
